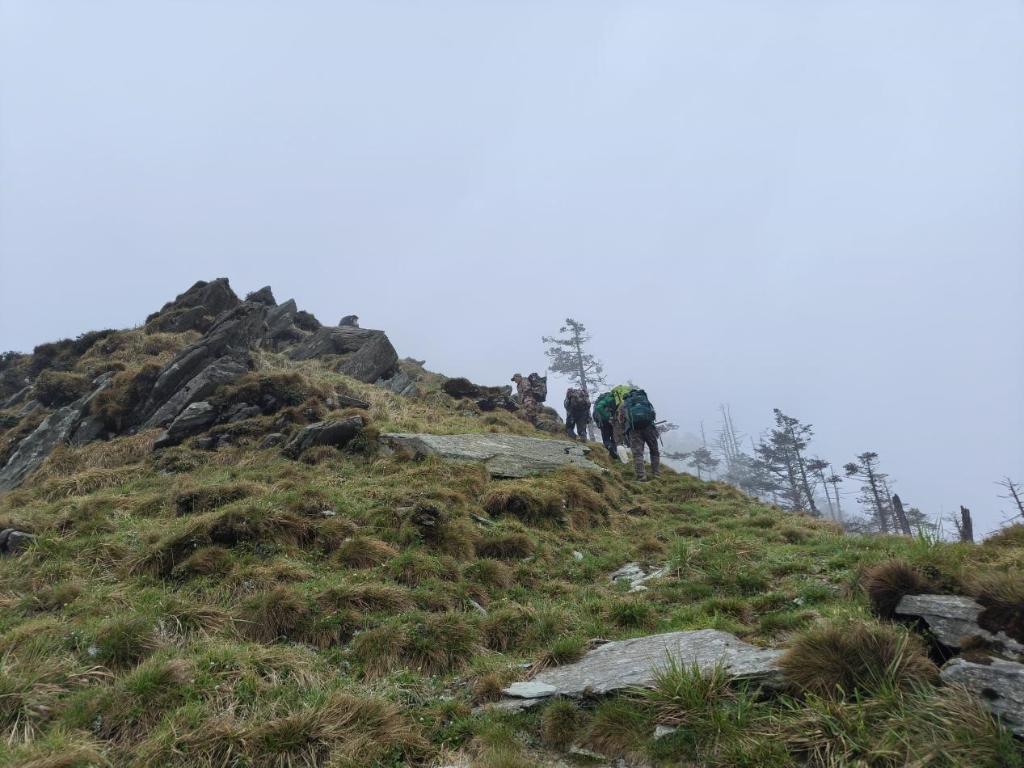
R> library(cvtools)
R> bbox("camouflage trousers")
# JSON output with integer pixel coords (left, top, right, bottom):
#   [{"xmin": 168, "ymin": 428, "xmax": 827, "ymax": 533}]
[
  {"xmin": 520, "ymin": 395, "xmax": 539, "ymax": 424},
  {"xmin": 565, "ymin": 406, "xmax": 589, "ymax": 440},
  {"xmin": 628, "ymin": 423, "xmax": 660, "ymax": 480}
]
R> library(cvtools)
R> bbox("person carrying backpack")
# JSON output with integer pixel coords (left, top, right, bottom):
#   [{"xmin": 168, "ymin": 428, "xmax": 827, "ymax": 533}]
[
  {"xmin": 511, "ymin": 372, "xmax": 547, "ymax": 425},
  {"xmin": 617, "ymin": 387, "xmax": 660, "ymax": 481},
  {"xmin": 563, "ymin": 387, "xmax": 591, "ymax": 441},
  {"xmin": 592, "ymin": 391, "xmax": 620, "ymax": 459}
]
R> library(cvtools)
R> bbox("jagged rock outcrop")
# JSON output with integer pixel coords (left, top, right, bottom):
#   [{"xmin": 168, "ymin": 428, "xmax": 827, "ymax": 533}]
[
  {"xmin": 941, "ymin": 657, "xmax": 1024, "ymax": 736},
  {"xmin": 245, "ymin": 286, "xmax": 276, "ymax": 306},
  {"xmin": 896, "ymin": 594, "xmax": 1024, "ymax": 654},
  {"xmin": 0, "ymin": 373, "xmax": 113, "ymax": 492},
  {"xmin": 443, "ymin": 377, "xmax": 517, "ymax": 412},
  {"xmin": 380, "ymin": 433, "xmax": 602, "ymax": 478},
  {"xmin": 283, "ymin": 416, "xmax": 365, "ymax": 457},
  {"xmin": 153, "ymin": 401, "xmax": 218, "ymax": 449},
  {"xmin": 501, "ymin": 629, "xmax": 783, "ymax": 702},
  {"xmin": 288, "ymin": 327, "xmax": 378, "ymax": 361},
  {"xmin": 144, "ymin": 278, "xmax": 240, "ymax": 334},
  {"xmin": 336, "ymin": 332, "xmax": 399, "ymax": 383}
]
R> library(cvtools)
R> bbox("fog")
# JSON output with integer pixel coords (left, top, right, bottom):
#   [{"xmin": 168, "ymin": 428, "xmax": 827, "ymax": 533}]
[{"xmin": 1, "ymin": 1, "xmax": 1021, "ymax": 534}]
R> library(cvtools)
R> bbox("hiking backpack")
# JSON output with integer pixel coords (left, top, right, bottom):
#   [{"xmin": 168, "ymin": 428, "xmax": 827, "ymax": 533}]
[
  {"xmin": 565, "ymin": 388, "xmax": 590, "ymax": 410},
  {"xmin": 592, "ymin": 392, "xmax": 616, "ymax": 424},
  {"xmin": 622, "ymin": 388, "xmax": 656, "ymax": 429},
  {"xmin": 527, "ymin": 373, "xmax": 548, "ymax": 402}
]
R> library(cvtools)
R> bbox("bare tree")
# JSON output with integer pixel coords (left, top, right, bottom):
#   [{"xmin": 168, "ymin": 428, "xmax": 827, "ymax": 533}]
[
  {"xmin": 953, "ymin": 506, "xmax": 974, "ymax": 543},
  {"xmin": 543, "ymin": 318, "xmax": 606, "ymax": 440},
  {"xmin": 997, "ymin": 477, "xmax": 1024, "ymax": 521},
  {"xmin": 890, "ymin": 493, "xmax": 913, "ymax": 536},
  {"xmin": 807, "ymin": 458, "xmax": 836, "ymax": 519}
]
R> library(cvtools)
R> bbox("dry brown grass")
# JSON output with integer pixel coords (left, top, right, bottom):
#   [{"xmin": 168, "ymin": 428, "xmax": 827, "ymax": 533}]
[
  {"xmin": 780, "ymin": 620, "xmax": 937, "ymax": 698},
  {"xmin": 861, "ymin": 559, "xmax": 932, "ymax": 618}
]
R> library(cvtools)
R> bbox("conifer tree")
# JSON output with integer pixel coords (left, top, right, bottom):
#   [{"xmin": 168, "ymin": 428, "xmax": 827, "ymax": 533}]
[{"xmin": 542, "ymin": 318, "xmax": 606, "ymax": 439}]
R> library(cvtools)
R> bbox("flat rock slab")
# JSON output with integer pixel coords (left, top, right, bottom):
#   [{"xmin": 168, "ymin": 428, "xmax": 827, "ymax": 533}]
[
  {"xmin": 502, "ymin": 629, "xmax": 783, "ymax": 700},
  {"xmin": 941, "ymin": 657, "xmax": 1024, "ymax": 736},
  {"xmin": 380, "ymin": 433, "xmax": 602, "ymax": 478},
  {"xmin": 609, "ymin": 562, "xmax": 668, "ymax": 592},
  {"xmin": 896, "ymin": 594, "xmax": 1024, "ymax": 653}
]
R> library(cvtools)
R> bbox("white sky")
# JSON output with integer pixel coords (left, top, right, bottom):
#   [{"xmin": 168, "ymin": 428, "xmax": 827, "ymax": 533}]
[{"xmin": 1, "ymin": 1, "xmax": 1022, "ymax": 533}]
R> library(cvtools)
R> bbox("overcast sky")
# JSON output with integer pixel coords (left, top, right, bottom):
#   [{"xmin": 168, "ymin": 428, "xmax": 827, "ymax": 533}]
[{"xmin": 1, "ymin": 1, "xmax": 1021, "ymax": 534}]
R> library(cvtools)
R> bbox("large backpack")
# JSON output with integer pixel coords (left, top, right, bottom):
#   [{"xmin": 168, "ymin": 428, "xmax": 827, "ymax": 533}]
[
  {"xmin": 623, "ymin": 388, "xmax": 656, "ymax": 429},
  {"xmin": 527, "ymin": 373, "xmax": 547, "ymax": 402},
  {"xmin": 565, "ymin": 388, "xmax": 589, "ymax": 410},
  {"xmin": 592, "ymin": 392, "xmax": 616, "ymax": 424}
]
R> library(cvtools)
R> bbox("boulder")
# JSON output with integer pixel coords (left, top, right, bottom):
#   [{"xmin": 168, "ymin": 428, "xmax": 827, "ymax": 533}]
[
  {"xmin": 338, "ymin": 315, "xmax": 359, "ymax": 327},
  {"xmin": 379, "ymin": 433, "xmax": 603, "ymax": 478},
  {"xmin": 378, "ymin": 370, "xmax": 417, "ymax": 397},
  {"xmin": 4, "ymin": 530, "xmax": 35, "ymax": 554},
  {"xmin": 337, "ymin": 332, "xmax": 399, "ymax": 383},
  {"xmin": 502, "ymin": 629, "xmax": 784, "ymax": 700},
  {"xmin": 443, "ymin": 378, "xmax": 480, "ymax": 398},
  {"xmin": 941, "ymin": 657, "xmax": 1024, "ymax": 736},
  {"xmin": 283, "ymin": 416, "xmax": 365, "ymax": 457},
  {"xmin": 258, "ymin": 432, "xmax": 286, "ymax": 449},
  {"xmin": 896, "ymin": 594, "xmax": 1024, "ymax": 654},
  {"xmin": 288, "ymin": 327, "xmax": 378, "ymax": 360},
  {"xmin": 153, "ymin": 401, "xmax": 218, "ymax": 449},
  {"xmin": 609, "ymin": 562, "xmax": 668, "ymax": 592},
  {"xmin": 145, "ymin": 278, "xmax": 240, "ymax": 333},
  {"xmin": 70, "ymin": 415, "xmax": 107, "ymax": 446},
  {"xmin": 245, "ymin": 285, "xmax": 276, "ymax": 306}
]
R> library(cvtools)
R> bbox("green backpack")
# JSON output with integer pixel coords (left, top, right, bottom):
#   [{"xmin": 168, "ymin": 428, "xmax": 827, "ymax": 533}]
[
  {"xmin": 592, "ymin": 392, "xmax": 616, "ymax": 424},
  {"xmin": 623, "ymin": 389, "xmax": 656, "ymax": 429}
]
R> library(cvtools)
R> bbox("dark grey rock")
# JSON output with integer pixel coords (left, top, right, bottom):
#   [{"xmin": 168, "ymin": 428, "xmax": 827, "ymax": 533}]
[
  {"xmin": 283, "ymin": 416, "xmax": 365, "ymax": 457},
  {"xmin": 70, "ymin": 415, "xmax": 107, "ymax": 446},
  {"xmin": 288, "ymin": 327, "xmax": 378, "ymax": 360},
  {"xmin": 0, "ymin": 529, "xmax": 12, "ymax": 549},
  {"xmin": 338, "ymin": 315, "xmax": 359, "ymax": 327},
  {"xmin": 337, "ymin": 332, "xmax": 399, "ymax": 383},
  {"xmin": 153, "ymin": 401, "xmax": 218, "ymax": 449},
  {"xmin": 17, "ymin": 399, "xmax": 42, "ymax": 417},
  {"xmin": 145, "ymin": 278, "xmax": 241, "ymax": 333},
  {"xmin": 896, "ymin": 594, "xmax": 1024, "ymax": 653},
  {"xmin": 502, "ymin": 630, "xmax": 783, "ymax": 700},
  {"xmin": 224, "ymin": 404, "xmax": 261, "ymax": 422},
  {"xmin": 259, "ymin": 433, "xmax": 286, "ymax": 449},
  {"xmin": 5, "ymin": 530, "xmax": 35, "ymax": 554},
  {"xmin": 245, "ymin": 285, "xmax": 277, "ymax": 305},
  {"xmin": 941, "ymin": 657, "xmax": 1024, "ymax": 736},
  {"xmin": 379, "ymin": 433, "xmax": 602, "ymax": 478},
  {"xmin": 378, "ymin": 370, "xmax": 417, "ymax": 397},
  {"xmin": 144, "ymin": 357, "xmax": 248, "ymax": 429},
  {"xmin": 1, "ymin": 386, "xmax": 32, "ymax": 410},
  {"xmin": 0, "ymin": 374, "xmax": 114, "ymax": 491}
]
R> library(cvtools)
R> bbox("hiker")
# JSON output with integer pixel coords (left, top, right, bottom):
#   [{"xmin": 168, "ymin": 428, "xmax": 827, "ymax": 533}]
[
  {"xmin": 511, "ymin": 372, "xmax": 547, "ymax": 424},
  {"xmin": 618, "ymin": 387, "xmax": 660, "ymax": 481},
  {"xmin": 563, "ymin": 387, "xmax": 591, "ymax": 441},
  {"xmin": 592, "ymin": 391, "xmax": 620, "ymax": 460}
]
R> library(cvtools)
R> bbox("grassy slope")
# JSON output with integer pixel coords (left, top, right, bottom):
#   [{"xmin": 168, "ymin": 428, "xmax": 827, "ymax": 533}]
[{"xmin": 0, "ymin": 333, "xmax": 1022, "ymax": 767}]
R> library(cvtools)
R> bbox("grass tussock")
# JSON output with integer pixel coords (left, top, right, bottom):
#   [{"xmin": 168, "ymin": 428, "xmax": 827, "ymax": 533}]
[
  {"xmin": 336, "ymin": 536, "xmax": 398, "ymax": 568},
  {"xmin": 968, "ymin": 571, "xmax": 1024, "ymax": 643},
  {"xmin": 32, "ymin": 370, "xmax": 92, "ymax": 407},
  {"xmin": 240, "ymin": 586, "xmax": 352, "ymax": 648},
  {"xmin": 173, "ymin": 481, "xmax": 262, "ymax": 515},
  {"xmin": 780, "ymin": 620, "xmax": 937, "ymax": 698},
  {"xmin": 352, "ymin": 612, "xmax": 481, "ymax": 676},
  {"xmin": 862, "ymin": 559, "xmax": 932, "ymax": 618}
]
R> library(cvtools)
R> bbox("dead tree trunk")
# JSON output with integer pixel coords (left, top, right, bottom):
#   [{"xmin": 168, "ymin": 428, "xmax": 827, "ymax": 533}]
[
  {"xmin": 891, "ymin": 494, "xmax": 912, "ymax": 536},
  {"xmin": 955, "ymin": 506, "xmax": 974, "ymax": 543}
]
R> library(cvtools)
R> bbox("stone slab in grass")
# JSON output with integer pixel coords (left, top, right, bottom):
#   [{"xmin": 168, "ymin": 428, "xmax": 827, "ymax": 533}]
[
  {"xmin": 502, "ymin": 629, "xmax": 784, "ymax": 700},
  {"xmin": 896, "ymin": 594, "xmax": 1024, "ymax": 654},
  {"xmin": 379, "ymin": 433, "xmax": 602, "ymax": 478},
  {"xmin": 941, "ymin": 657, "xmax": 1024, "ymax": 736}
]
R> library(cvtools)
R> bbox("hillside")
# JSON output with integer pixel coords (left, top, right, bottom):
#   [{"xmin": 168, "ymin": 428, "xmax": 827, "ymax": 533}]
[{"xmin": 0, "ymin": 279, "xmax": 1022, "ymax": 768}]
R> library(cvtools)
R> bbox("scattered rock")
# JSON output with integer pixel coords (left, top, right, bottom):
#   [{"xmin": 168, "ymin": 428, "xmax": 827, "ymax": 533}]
[
  {"xmin": 153, "ymin": 401, "xmax": 218, "ymax": 449},
  {"xmin": 258, "ymin": 433, "xmax": 286, "ymax": 449},
  {"xmin": 896, "ymin": 594, "xmax": 1024, "ymax": 654},
  {"xmin": 573, "ymin": 550, "xmax": 584, "ymax": 561},
  {"xmin": 609, "ymin": 562, "xmax": 668, "ymax": 592},
  {"xmin": 245, "ymin": 285, "xmax": 277, "ymax": 306},
  {"xmin": 941, "ymin": 657, "xmax": 1024, "ymax": 736},
  {"xmin": 501, "ymin": 629, "xmax": 783, "ymax": 700},
  {"xmin": 0, "ymin": 528, "xmax": 35, "ymax": 555},
  {"xmin": 503, "ymin": 681, "xmax": 559, "ymax": 699},
  {"xmin": 283, "ymin": 416, "xmax": 365, "ymax": 457},
  {"xmin": 653, "ymin": 725, "xmax": 678, "ymax": 740},
  {"xmin": 144, "ymin": 356, "xmax": 249, "ymax": 429},
  {"xmin": 378, "ymin": 370, "xmax": 417, "ymax": 397},
  {"xmin": 336, "ymin": 332, "xmax": 399, "ymax": 383},
  {"xmin": 379, "ymin": 433, "xmax": 602, "ymax": 478}
]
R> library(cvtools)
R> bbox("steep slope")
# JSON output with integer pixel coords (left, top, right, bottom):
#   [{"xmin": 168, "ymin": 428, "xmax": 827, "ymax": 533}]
[{"xmin": 0, "ymin": 281, "xmax": 1022, "ymax": 768}]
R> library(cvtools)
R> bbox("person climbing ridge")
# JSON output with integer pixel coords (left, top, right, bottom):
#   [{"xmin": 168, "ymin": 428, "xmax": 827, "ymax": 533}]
[
  {"xmin": 563, "ymin": 386, "xmax": 591, "ymax": 441},
  {"xmin": 592, "ymin": 391, "xmax": 620, "ymax": 460},
  {"xmin": 618, "ymin": 386, "xmax": 660, "ymax": 481}
]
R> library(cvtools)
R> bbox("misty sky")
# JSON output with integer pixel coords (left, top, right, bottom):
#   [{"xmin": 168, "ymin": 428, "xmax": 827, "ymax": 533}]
[{"xmin": 1, "ymin": 1, "xmax": 1021, "ymax": 534}]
